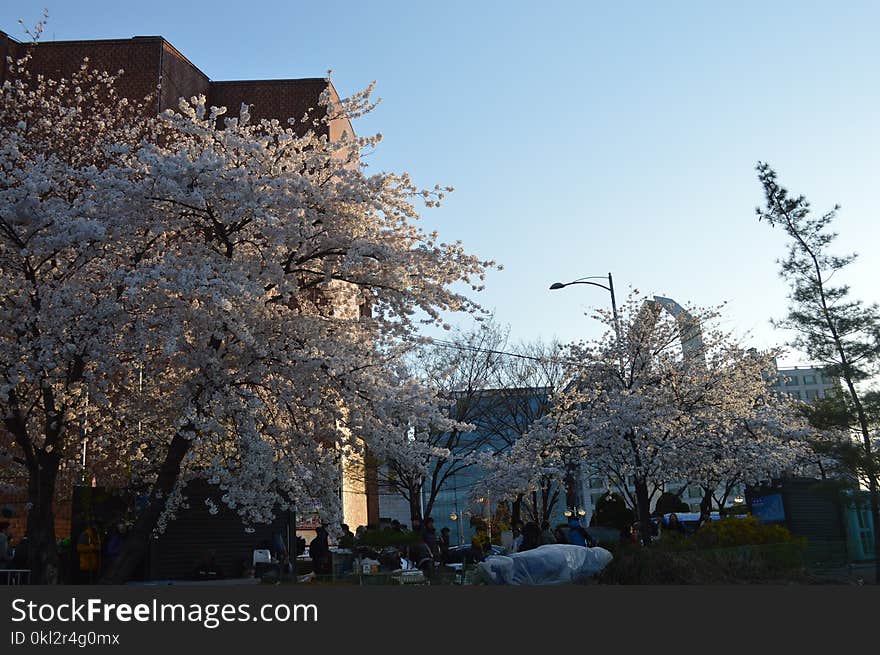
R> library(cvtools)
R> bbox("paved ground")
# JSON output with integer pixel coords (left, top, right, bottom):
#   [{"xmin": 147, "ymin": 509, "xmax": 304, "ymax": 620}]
[{"xmin": 810, "ymin": 562, "xmax": 877, "ymax": 584}]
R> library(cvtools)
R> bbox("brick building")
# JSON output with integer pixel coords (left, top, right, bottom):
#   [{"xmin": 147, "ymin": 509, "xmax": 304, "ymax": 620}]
[
  {"xmin": 0, "ymin": 31, "xmax": 377, "ymax": 573},
  {"xmin": 0, "ymin": 31, "xmax": 352, "ymax": 141}
]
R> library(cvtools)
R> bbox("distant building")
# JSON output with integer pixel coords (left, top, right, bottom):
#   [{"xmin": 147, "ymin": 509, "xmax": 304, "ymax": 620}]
[{"xmin": 771, "ymin": 364, "xmax": 841, "ymax": 402}]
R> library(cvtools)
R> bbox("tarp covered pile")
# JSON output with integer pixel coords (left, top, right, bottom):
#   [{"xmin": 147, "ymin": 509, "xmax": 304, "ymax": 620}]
[{"xmin": 476, "ymin": 544, "xmax": 613, "ymax": 585}]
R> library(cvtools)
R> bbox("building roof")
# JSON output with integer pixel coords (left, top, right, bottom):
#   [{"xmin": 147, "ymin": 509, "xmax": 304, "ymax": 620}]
[{"xmin": 0, "ymin": 30, "xmax": 352, "ymax": 137}]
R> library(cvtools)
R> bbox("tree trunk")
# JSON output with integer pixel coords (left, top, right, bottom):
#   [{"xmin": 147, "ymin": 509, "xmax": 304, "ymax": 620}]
[
  {"xmin": 869, "ymin": 475, "xmax": 880, "ymax": 585},
  {"xmin": 408, "ymin": 485, "xmax": 423, "ymax": 534},
  {"xmin": 101, "ymin": 431, "xmax": 191, "ymax": 584},
  {"xmin": 26, "ymin": 450, "xmax": 62, "ymax": 584},
  {"xmin": 512, "ymin": 494, "xmax": 522, "ymax": 527},
  {"xmin": 839, "ymin": 373, "xmax": 880, "ymax": 583},
  {"xmin": 541, "ymin": 485, "xmax": 551, "ymax": 526},
  {"xmin": 564, "ymin": 462, "xmax": 580, "ymax": 512},
  {"xmin": 700, "ymin": 487, "xmax": 712, "ymax": 516},
  {"xmin": 634, "ymin": 478, "xmax": 652, "ymax": 545}
]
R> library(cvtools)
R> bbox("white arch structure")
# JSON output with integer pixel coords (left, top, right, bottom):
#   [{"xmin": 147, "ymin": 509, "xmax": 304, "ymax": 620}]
[{"xmin": 630, "ymin": 296, "xmax": 705, "ymax": 367}]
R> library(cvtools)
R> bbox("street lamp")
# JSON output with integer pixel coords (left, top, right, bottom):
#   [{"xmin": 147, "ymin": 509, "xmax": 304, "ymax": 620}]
[
  {"xmin": 549, "ymin": 273, "xmax": 622, "ymax": 348},
  {"xmin": 564, "ymin": 507, "xmax": 587, "ymax": 519},
  {"xmin": 550, "ymin": 273, "xmax": 625, "ymax": 512}
]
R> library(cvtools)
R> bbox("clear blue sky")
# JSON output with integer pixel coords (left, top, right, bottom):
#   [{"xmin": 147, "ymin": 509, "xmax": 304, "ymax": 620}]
[{"xmin": 4, "ymin": 1, "xmax": 878, "ymax": 365}]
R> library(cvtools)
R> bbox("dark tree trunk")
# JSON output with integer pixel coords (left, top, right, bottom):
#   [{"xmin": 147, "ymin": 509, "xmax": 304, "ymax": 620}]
[
  {"xmin": 634, "ymin": 478, "xmax": 652, "ymax": 545},
  {"xmin": 541, "ymin": 485, "xmax": 551, "ymax": 526},
  {"xmin": 408, "ymin": 486, "xmax": 423, "ymax": 534},
  {"xmin": 512, "ymin": 494, "xmax": 523, "ymax": 527},
  {"xmin": 564, "ymin": 462, "xmax": 580, "ymax": 511},
  {"xmin": 700, "ymin": 488, "xmax": 712, "ymax": 515},
  {"xmin": 101, "ymin": 431, "xmax": 191, "ymax": 584},
  {"xmin": 26, "ymin": 450, "xmax": 62, "ymax": 584},
  {"xmin": 869, "ymin": 476, "xmax": 880, "ymax": 585}
]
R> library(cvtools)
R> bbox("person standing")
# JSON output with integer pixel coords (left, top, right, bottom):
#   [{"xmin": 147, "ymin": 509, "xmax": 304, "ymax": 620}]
[
  {"xmin": 412, "ymin": 532, "xmax": 436, "ymax": 577},
  {"xmin": 104, "ymin": 524, "xmax": 126, "ymax": 574},
  {"xmin": 512, "ymin": 521, "xmax": 524, "ymax": 553},
  {"xmin": 77, "ymin": 523, "xmax": 101, "ymax": 583},
  {"xmin": 338, "ymin": 524, "xmax": 355, "ymax": 549},
  {"xmin": 567, "ymin": 518, "xmax": 595, "ymax": 547},
  {"xmin": 438, "ymin": 526, "xmax": 451, "ymax": 564},
  {"xmin": 421, "ymin": 517, "xmax": 439, "ymax": 560},
  {"xmin": 631, "ymin": 521, "xmax": 643, "ymax": 546},
  {"xmin": 309, "ymin": 526, "xmax": 332, "ymax": 576},
  {"xmin": 667, "ymin": 513, "xmax": 686, "ymax": 536},
  {"xmin": 465, "ymin": 537, "xmax": 485, "ymax": 567},
  {"xmin": 652, "ymin": 516, "xmax": 664, "ymax": 540}
]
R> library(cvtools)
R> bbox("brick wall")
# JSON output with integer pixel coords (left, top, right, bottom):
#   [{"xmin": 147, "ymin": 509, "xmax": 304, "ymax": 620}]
[
  {"xmin": 0, "ymin": 32, "xmax": 345, "ymax": 135},
  {"xmin": 159, "ymin": 41, "xmax": 210, "ymax": 112},
  {"xmin": 209, "ymin": 78, "xmax": 330, "ymax": 135},
  {"xmin": 0, "ymin": 33, "xmax": 163, "ymax": 119}
]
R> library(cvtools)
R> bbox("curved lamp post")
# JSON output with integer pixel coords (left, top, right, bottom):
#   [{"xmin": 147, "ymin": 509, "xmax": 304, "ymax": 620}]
[
  {"xmin": 549, "ymin": 273, "xmax": 622, "ymax": 348},
  {"xmin": 549, "ymin": 273, "xmax": 625, "ymax": 513}
]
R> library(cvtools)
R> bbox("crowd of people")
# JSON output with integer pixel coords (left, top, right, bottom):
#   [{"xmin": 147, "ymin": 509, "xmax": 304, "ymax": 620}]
[
  {"xmin": 618, "ymin": 511, "xmax": 716, "ymax": 546},
  {"xmin": 321, "ymin": 514, "xmax": 609, "ymax": 580},
  {"xmin": 508, "ymin": 518, "xmax": 598, "ymax": 552},
  {"xmin": 297, "ymin": 510, "xmax": 720, "ymax": 581}
]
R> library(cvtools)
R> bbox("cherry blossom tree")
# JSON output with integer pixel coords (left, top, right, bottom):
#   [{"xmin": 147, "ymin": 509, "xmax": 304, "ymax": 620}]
[
  {"xmin": 474, "ymin": 403, "xmax": 569, "ymax": 526},
  {"xmin": 372, "ymin": 326, "xmax": 570, "ymax": 532},
  {"xmin": 0, "ymin": 39, "xmax": 154, "ymax": 582},
  {"xmin": 100, "ymin": 86, "xmax": 496, "ymax": 582},
  {"xmin": 371, "ymin": 323, "xmax": 510, "ymax": 531},
  {"xmin": 2, "ymin": 31, "xmax": 496, "ymax": 582},
  {"xmin": 495, "ymin": 294, "xmax": 810, "ymax": 542},
  {"xmin": 686, "ymin": 392, "xmax": 814, "ymax": 514}
]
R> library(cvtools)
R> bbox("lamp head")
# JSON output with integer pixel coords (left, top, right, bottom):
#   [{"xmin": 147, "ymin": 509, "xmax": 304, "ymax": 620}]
[{"xmin": 549, "ymin": 282, "xmax": 566, "ymax": 290}]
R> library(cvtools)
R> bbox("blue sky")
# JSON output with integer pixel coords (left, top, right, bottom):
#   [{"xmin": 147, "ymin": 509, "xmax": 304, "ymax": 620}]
[{"xmin": 3, "ymin": 1, "xmax": 878, "ymax": 365}]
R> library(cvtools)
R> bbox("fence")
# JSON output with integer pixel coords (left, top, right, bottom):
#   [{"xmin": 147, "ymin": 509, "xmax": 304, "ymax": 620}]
[{"xmin": 1, "ymin": 569, "xmax": 30, "ymax": 585}]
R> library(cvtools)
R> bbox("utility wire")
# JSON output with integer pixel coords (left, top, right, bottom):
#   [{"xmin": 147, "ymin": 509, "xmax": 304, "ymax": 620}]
[{"xmin": 414, "ymin": 336, "xmax": 583, "ymax": 366}]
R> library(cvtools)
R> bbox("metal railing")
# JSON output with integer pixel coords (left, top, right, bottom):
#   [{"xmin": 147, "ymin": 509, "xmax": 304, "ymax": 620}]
[{"xmin": 1, "ymin": 569, "xmax": 30, "ymax": 585}]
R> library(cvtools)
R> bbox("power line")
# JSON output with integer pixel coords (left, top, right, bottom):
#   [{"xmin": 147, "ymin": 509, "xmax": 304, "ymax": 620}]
[{"xmin": 414, "ymin": 336, "xmax": 580, "ymax": 366}]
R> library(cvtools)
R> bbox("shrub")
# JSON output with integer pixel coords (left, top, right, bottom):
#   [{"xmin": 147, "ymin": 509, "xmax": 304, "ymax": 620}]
[
  {"xmin": 599, "ymin": 542, "xmax": 807, "ymax": 584},
  {"xmin": 654, "ymin": 492, "xmax": 689, "ymax": 516},
  {"xmin": 598, "ymin": 516, "xmax": 808, "ymax": 584},
  {"xmin": 593, "ymin": 493, "xmax": 635, "ymax": 531},
  {"xmin": 690, "ymin": 516, "xmax": 801, "ymax": 549}
]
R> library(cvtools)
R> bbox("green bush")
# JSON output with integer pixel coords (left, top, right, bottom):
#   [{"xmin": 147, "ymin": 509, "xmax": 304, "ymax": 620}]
[
  {"xmin": 600, "ymin": 542, "xmax": 807, "ymax": 584},
  {"xmin": 654, "ymin": 492, "xmax": 689, "ymax": 516},
  {"xmin": 593, "ymin": 493, "xmax": 634, "ymax": 532},
  {"xmin": 690, "ymin": 516, "xmax": 802, "ymax": 549},
  {"xmin": 599, "ymin": 517, "xmax": 807, "ymax": 584}
]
